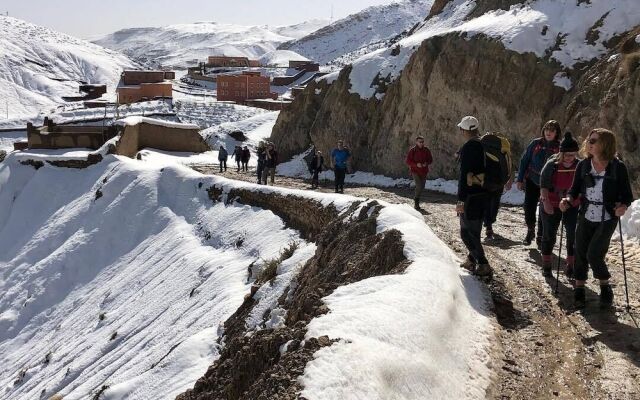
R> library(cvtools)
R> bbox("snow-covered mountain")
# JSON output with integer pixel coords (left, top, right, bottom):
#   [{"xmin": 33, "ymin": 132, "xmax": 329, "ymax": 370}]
[
  {"xmin": 0, "ymin": 16, "xmax": 138, "ymax": 119},
  {"xmin": 278, "ymin": 0, "xmax": 432, "ymax": 65},
  {"xmin": 94, "ymin": 20, "xmax": 329, "ymax": 69}
]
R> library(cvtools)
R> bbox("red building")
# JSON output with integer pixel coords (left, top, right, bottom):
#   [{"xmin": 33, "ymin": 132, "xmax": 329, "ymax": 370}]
[
  {"xmin": 117, "ymin": 70, "xmax": 174, "ymax": 104},
  {"xmin": 217, "ymin": 72, "xmax": 276, "ymax": 102}
]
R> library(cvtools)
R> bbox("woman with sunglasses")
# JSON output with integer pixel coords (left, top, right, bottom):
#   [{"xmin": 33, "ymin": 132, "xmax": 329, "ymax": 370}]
[
  {"xmin": 539, "ymin": 132, "xmax": 581, "ymax": 278},
  {"xmin": 560, "ymin": 129, "xmax": 634, "ymax": 308},
  {"xmin": 516, "ymin": 120, "xmax": 561, "ymax": 246}
]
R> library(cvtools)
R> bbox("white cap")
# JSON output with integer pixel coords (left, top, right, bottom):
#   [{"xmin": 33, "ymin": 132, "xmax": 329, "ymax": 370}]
[{"xmin": 457, "ymin": 116, "xmax": 479, "ymax": 131}]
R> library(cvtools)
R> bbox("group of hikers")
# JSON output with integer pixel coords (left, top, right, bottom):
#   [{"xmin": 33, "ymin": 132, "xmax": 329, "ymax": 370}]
[
  {"xmin": 218, "ymin": 142, "xmax": 278, "ymax": 185},
  {"xmin": 406, "ymin": 115, "xmax": 634, "ymax": 308}
]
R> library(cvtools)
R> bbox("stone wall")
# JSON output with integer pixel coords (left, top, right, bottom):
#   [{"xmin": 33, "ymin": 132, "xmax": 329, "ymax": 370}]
[{"xmin": 114, "ymin": 122, "xmax": 210, "ymax": 158}]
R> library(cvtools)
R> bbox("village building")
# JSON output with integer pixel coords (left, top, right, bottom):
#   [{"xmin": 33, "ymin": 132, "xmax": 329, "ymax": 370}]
[
  {"xmin": 207, "ymin": 56, "xmax": 260, "ymax": 68},
  {"xmin": 26, "ymin": 117, "xmax": 118, "ymax": 150},
  {"xmin": 216, "ymin": 71, "xmax": 276, "ymax": 102},
  {"xmin": 116, "ymin": 70, "xmax": 175, "ymax": 104}
]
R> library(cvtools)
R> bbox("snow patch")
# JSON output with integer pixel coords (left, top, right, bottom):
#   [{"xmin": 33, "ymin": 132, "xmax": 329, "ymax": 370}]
[{"xmin": 553, "ymin": 72, "xmax": 572, "ymax": 90}]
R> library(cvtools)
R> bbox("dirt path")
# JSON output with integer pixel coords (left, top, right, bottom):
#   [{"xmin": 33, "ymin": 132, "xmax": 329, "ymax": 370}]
[{"xmin": 194, "ymin": 166, "xmax": 640, "ymax": 399}]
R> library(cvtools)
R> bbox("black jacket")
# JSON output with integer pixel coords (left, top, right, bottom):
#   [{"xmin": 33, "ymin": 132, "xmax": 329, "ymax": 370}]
[
  {"xmin": 309, "ymin": 155, "xmax": 324, "ymax": 173},
  {"xmin": 265, "ymin": 149, "xmax": 278, "ymax": 168},
  {"xmin": 568, "ymin": 158, "xmax": 634, "ymax": 217},
  {"xmin": 457, "ymin": 139, "xmax": 487, "ymax": 202}
]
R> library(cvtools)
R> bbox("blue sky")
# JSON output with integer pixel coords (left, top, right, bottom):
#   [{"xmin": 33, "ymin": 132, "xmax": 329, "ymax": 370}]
[{"xmin": 1, "ymin": 0, "xmax": 399, "ymax": 39}]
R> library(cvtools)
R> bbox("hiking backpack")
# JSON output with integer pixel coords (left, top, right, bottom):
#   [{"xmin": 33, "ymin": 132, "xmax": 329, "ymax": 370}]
[{"xmin": 479, "ymin": 132, "xmax": 512, "ymax": 191}]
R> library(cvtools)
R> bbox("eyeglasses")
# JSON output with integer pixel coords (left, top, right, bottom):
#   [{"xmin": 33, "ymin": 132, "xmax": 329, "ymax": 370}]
[
  {"xmin": 588, "ymin": 138, "xmax": 598, "ymax": 145},
  {"xmin": 417, "ymin": 140, "xmax": 424, "ymax": 143}
]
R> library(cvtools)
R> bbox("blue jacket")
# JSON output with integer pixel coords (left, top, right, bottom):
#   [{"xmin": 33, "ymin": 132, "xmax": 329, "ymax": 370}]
[{"xmin": 516, "ymin": 138, "xmax": 559, "ymax": 186}]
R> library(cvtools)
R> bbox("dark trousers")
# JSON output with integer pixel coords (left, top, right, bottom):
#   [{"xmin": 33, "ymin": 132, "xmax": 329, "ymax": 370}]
[
  {"xmin": 541, "ymin": 207, "xmax": 577, "ymax": 256},
  {"xmin": 574, "ymin": 215, "xmax": 618, "ymax": 281},
  {"xmin": 311, "ymin": 170, "xmax": 320, "ymax": 187},
  {"xmin": 256, "ymin": 162, "xmax": 264, "ymax": 184},
  {"xmin": 335, "ymin": 167, "xmax": 346, "ymax": 190},
  {"xmin": 241, "ymin": 161, "xmax": 248, "ymax": 172},
  {"xmin": 235, "ymin": 160, "xmax": 241, "ymax": 171},
  {"xmin": 219, "ymin": 160, "xmax": 227, "ymax": 172},
  {"xmin": 524, "ymin": 178, "xmax": 543, "ymax": 236},
  {"xmin": 460, "ymin": 194, "xmax": 489, "ymax": 264},
  {"xmin": 412, "ymin": 173, "xmax": 427, "ymax": 201},
  {"xmin": 484, "ymin": 189, "xmax": 502, "ymax": 229},
  {"xmin": 460, "ymin": 215, "xmax": 489, "ymax": 265}
]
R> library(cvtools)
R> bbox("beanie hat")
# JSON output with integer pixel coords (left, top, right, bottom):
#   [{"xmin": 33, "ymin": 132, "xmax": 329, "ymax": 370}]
[{"xmin": 560, "ymin": 131, "xmax": 579, "ymax": 152}]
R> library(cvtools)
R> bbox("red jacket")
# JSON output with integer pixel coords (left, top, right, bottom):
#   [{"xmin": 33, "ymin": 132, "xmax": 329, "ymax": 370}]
[{"xmin": 405, "ymin": 145, "xmax": 433, "ymax": 178}]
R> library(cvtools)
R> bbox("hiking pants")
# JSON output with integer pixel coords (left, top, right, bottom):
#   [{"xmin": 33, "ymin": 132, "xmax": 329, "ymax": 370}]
[
  {"xmin": 235, "ymin": 159, "xmax": 241, "ymax": 171},
  {"xmin": 262, "ymin": 167, "xmax": 276, "ymax": 185},
  {"xmin": 484, "ymin": 189, "xmax": 502, "ymax": 229},
  {"xmin": 541, "ymin": 207, "xmax": 577, "ymax": 256},
  {"xmin": 412, "ymin": 173, "xmax": 427, "ymax": 201},
  {"xmin": 574, "ymin": 215, "xmax": 618, "ymax": 281},
  {"xmin": 219, "ymin": 160, "xmax": 227, "ymax": 172},
  {"xmin": 460, "ymin": 215, "xmax": 489, "ymax": 265},
  {"xmin": 256, "ymin": 162, "xmax": 265, "ymax": 184},
  {"xmin": 241, "ymin": 161, "xmax": 248, "ymax": 172},
  {"xmin": 335, "ymin": 167, "xmax": 347, "ymax": 190},
  {"xmin": 311, "ymin": 170, "xmax": 320, "ymax": 187},
  {"xmin": 524, "ymin": 178, "xmax": 543, "ymax": 236}
]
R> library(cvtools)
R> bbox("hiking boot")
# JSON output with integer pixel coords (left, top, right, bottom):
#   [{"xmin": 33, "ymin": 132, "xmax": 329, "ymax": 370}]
[
  {"xmin": 574, "ymin": 287, "xmax": 586, "ymax": 308},
  {"xmin": 535, "ymin": 236, "xmax": 542, "ymax": 250},
  {"xmin": 414, "ymin": 198, "xmax": 420, "ymax": 210},
  {"xmin": 600, "ymin": 284, "xmax": 614, "ymax": 307},
  {"xmin": 459, "ymin": 256, "xmax": 476, "ymax": 272},
  {"xmin": 541, "ymin": 255, "xmax": 552, "ymax": 277},
  {"xmin": 523, "ymin": 228, "xmax": 535, "ymax": 245},
  {"xmin": 485, "ymin": 227, "xmax": 495, "ymax": 240},
  {"xmin": 474, "ymin": 263, "xmax": 493, "ymax": 278}
]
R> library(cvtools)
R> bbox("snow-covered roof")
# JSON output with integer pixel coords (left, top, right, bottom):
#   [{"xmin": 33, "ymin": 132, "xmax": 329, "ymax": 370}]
[{"xmin": 114, "ymin": 116, "xmax": 200, "ymax": 130}]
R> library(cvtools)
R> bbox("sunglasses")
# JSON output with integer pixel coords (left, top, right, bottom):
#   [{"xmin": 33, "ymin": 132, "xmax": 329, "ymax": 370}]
[{"xmin": 588, "ymin": 138, "xmax": 598, "ymax": 145}]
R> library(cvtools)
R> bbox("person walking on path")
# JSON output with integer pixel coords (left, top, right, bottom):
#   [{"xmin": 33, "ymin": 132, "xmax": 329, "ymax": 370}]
[
  {"xmin": 560, "ymin": 128, "xmax": 634, "ymax": 308},
  {"xmin": 405, "ymin": 136, "xmax": 433, "ymax": 210},
  {"xmin": 241, "ymin": 146, "xmax": 251, "ymax": 172},
  {"xmin": 456, "ymin": 116, "xmax": 492, "ymax": 278},
  {"xmin": 539, "ymin": 132, "xmax": 581, "ymax": 277},
  {"xmin": 331, "ymin": 140, "xmax": 351, "ymax": 193},
  {"xmin": 516, "ymin": 120, "xmax": 561, "ymax": 247},
  {"xmin": 231, "ymin": 145, "xmax": 242, "ymax": 172},
  {"xmin": 262, "ymin": 143, "xmax": 278, "ymax": 185},
  {"xmin": 308, "ymin": 150, "xmax": 325, "ymax": 189},
  {"xmin": 218, "ymin": 145, "xmax": 228, "ymax": 173},
  {"xmin": 256, "ymin": 142, "xmax": 266, "ymax": 184}
]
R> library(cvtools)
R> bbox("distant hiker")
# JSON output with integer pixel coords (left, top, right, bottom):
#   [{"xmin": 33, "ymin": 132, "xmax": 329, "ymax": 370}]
[
  {"xmin": 479, "ymin": 132, "xmax": 513, "ymax": 240},
  {"xmin": 560, "ymin": 128, "xmax": 633, "ymax": 308},
  {"xmin": 231, "ymin": 145, "xmax": 242, "ymax": 172},
  {"xmin": 331, "ymin": 140, "xmax": 351, "ymax": 193},
  {"xmin": 256, "ymin": 141, "xmax": 267, "ymax": 184},
  {"xmin": 515, "ymin": 120, "xmax": 561, "ymax": 247},
  {"xmin": 218, "ymin": 145, "xmax": 228, "ymax": 173},
  {"xmin": 539, "ymin": 132, "xmax": 581, "ymax": 277},
  {"xmin": 405, "ymin": 136, "xmax": 433, "ymax": 210},
  {"xmin": 308, "ymin": 150, "xmax": 325, "ymax": 189},
  {"xmin": 241, "ymin": 146, "xmax": 251, "ymax": 172},
  {"xmin": 456, "ymin": 116, "xmax": 492, "ymax": 278},
  {"xmin": 262, "ymin": 142, "xmax": 278, "ymax": 185}
]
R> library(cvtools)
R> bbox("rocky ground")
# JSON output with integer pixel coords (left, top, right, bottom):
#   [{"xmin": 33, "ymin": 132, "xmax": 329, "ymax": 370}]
[{"xmin": 192, "ymin": 166, "xmax": 640, "ymax": 400}]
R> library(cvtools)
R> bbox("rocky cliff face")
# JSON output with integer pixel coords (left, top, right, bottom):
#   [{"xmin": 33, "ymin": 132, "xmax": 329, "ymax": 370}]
[{"xmin": 271, "ymin": 5, "xmax": 640, "ymax": 191}]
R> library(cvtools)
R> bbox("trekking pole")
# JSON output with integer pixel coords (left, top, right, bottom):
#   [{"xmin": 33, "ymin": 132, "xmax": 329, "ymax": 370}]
[
  {"xmin": 555, "ymin": 213, "xmax": 565, "ymax": 295},
  {"xmin": 618, "ymin": 219, "xmax": 631, "ymax": 311}
]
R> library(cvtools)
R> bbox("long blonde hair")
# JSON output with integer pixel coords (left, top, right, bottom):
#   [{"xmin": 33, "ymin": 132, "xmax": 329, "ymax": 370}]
[{"xmin": 579, "ymin": 128, "xmax": 617, "ymax": 161}]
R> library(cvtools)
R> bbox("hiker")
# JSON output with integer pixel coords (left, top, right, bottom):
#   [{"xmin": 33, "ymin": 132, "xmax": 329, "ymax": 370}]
[
  {"xmin": 456, "ymin": 116, "xmax": 492, "ymax": 278},
  {"xmin": 256, "ymin": 141, "xmax": 266, "ymax": 184},
  {"xmin": 539, "ymin": 132, "xmax": 581, "ymax": 277},
  {"xmin": 308, "ymin": 150, "xmax": 325, "ymax": 189},
  {"xmin": 560, "ymin": 128, "xmax": 633, "ymax": 308},
  {"xmin": 515, "ymin": 120, "xmax": 561, "ymax": 247},
  {"xmin": 262, "ymin": 142, "xmax": 278, "ymax": 185},
  {"xmin": 241, "ymin": 146, "xmax": 251, "ymax": 172},
  {"xmin": 231, "ymin": 145, "xmax": 242, "ymax": 172},
  {"xmin": 480, "ymin": 132, "xmax": 513, "ymax": 240},
  {"xmin": 218, "ymin": 145, "xmax": 228, "ymax": 173},
  {"xmin": 331, "ymin": 140, "xmax": 351, "ymax": 193},
  {"xmin": 405, "ymin": 136, "xmax": 433, "ymax": 210}
]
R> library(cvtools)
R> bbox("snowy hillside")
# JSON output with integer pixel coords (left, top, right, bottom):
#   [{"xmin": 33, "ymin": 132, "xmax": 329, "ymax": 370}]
[
  {"xmin": 94, "ymin": 20, "xmax": 329, "ymax": 69},
  {"xmin": 321, "ymin": 0, "xmax": 640, "ymax": 99},
  {"xmin": 279, "ymin": 0, "xmax": 432, "ymax": 65},
  {"xmin": 0, "ymin": 148, "xmax": 493, "ymax": 399},
  {"xmin": 0, "ymin": 16, "xmax": 138, "ymax": 119}
]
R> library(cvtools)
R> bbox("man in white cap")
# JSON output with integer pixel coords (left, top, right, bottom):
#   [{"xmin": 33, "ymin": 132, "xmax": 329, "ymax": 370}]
[{"xmin": 456, "ymin": 116, "xmax": 493, "ymax": 278}]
